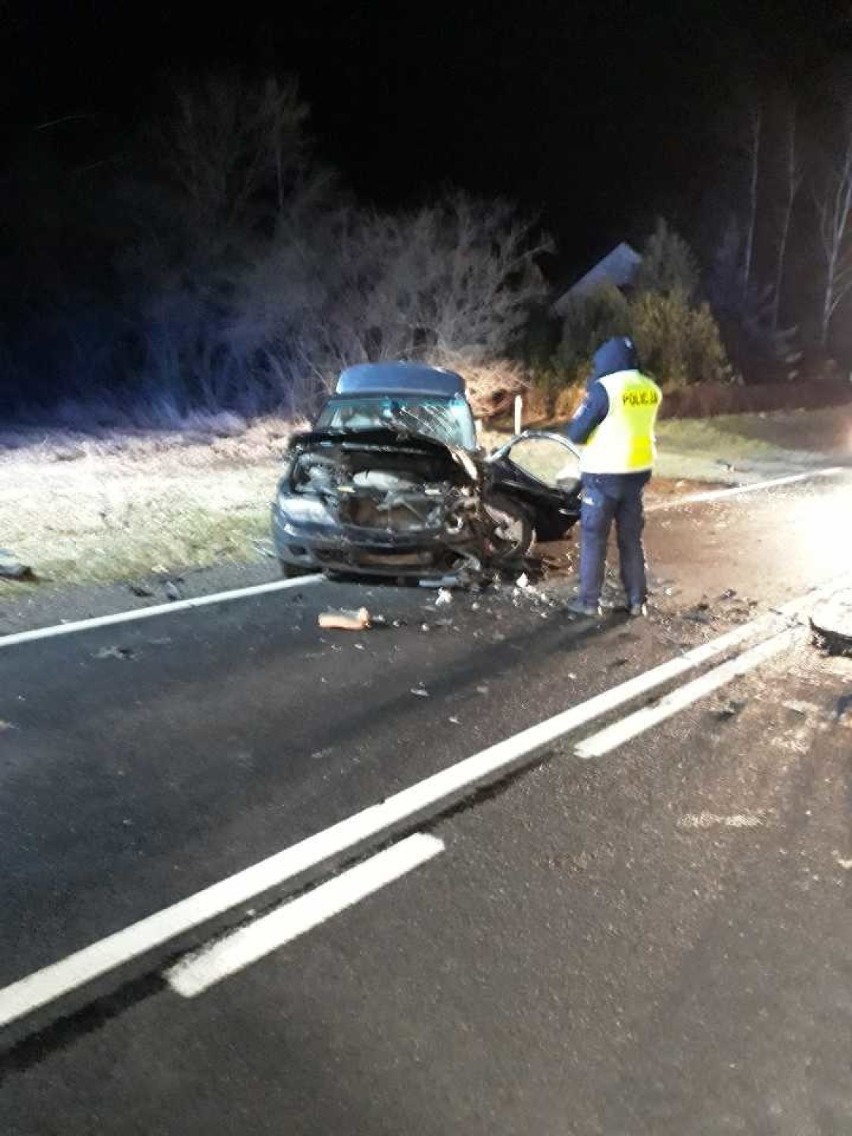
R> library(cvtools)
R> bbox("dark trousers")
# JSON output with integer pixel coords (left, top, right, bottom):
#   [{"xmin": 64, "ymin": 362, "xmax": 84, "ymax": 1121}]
[{"xmin": 578, "ymin": 471, "xmax": 650, "ymax": 607}]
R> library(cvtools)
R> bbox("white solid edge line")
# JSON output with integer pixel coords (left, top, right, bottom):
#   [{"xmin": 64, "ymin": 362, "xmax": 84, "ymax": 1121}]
[
  {"xmin": 575, "ymin": 625, "xmax": 802, "ymax": 759},
  {"xmin": 0, "ymin": 575, "xmax": 324, "ymax": 650},
  {"xmin": 2, "ymin": 576, "xmax": 845, "ymax": 1031},
  {"xmin": 165, "ymin": 834, "xmax": 444, "ymax": 998},
  {"xmin": 647, "ymin": 467, "xmax": 844, "ymax": 512}
]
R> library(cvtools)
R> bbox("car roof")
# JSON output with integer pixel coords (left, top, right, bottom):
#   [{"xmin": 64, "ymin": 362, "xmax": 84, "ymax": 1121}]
[{"xmin": 335, "ymin": 362, "xmax": 466, "ymax": 398}]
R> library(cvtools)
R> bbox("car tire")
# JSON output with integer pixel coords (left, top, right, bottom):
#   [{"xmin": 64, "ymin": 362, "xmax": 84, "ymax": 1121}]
[{"xmin": 483, "ymin": 493, "xmax": 534, "ymax": 563}]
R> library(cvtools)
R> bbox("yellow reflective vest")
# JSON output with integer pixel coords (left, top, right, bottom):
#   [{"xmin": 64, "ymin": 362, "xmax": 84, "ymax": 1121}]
[{"xmin": 581, "ymin": 370, "xmax": 662, "ymax": 475}]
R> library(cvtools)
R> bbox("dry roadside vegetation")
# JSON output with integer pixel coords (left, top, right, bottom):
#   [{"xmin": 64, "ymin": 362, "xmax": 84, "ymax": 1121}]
[{"xmin": 0, "ymin": 406, "xmax": 848, "ymax": 592}]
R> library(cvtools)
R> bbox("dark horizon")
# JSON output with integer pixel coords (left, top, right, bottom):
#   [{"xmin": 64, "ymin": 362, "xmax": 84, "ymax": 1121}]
[{"xmin": 4, "ymin": 0, "xmax": 849, "ymax": 267}]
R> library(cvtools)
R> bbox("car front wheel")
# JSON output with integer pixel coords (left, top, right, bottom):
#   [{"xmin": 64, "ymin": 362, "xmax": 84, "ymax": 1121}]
[{"xmin": 482, "ymin": 493, "xmax": 534, "ymax": 563}]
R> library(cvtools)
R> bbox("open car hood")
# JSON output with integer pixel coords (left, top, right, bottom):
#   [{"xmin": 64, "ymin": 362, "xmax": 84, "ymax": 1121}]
[{"xmin": 287, "ymin": 426, "xmax": 480, "ymax": 481}]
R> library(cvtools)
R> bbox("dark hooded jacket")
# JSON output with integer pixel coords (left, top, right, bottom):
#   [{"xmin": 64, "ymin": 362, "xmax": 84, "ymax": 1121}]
[{"xmin": 566, "ymin": 336, "xmax": 641, "ymax": 446}]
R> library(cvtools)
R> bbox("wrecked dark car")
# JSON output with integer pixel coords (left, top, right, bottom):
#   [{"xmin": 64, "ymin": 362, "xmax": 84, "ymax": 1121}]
[{"xmin": 271, "ymin": 362, "xmax": 582, "ymax": 581}]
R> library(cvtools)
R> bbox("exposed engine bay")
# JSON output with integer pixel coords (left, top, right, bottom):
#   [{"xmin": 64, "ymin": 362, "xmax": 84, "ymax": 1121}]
[
  {"xmin": 287, "ymin": 431, "xmax": 497, "ymax": 543},
  {"xmin": 275, "ymin": 427, "xmax": 546, "ymax": 578}
]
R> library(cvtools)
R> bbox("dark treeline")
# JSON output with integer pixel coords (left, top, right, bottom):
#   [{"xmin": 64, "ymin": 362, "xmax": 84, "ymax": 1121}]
[
  {"xmin": 0, "ymin": 75, "xmax": 549, "ymax": 426},
  {"xmin": 3, "ymin": 54, "xmax": 852, "ymax": 427}
]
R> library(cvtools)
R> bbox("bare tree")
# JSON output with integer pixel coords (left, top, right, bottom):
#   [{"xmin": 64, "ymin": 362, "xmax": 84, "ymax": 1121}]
[
  {"xmin": 742, "ymin": 101, "xmax": 762, "ymax": 303},
  {"xmin": 367, "ymin": 194, "xmax": 550, "ymax": 362},
  {"xmin": 813, "ymin": 120, "xmax": 852, "ymax": 347},
  {"xmin": 772, "ymin": 99, "xmax": 803, "ymax": 329},
  {"xmin": 224, "ymin": 193, "xmax": 550, "ymax": 413},
  {"xmin": 153, "ymin": 74, "xmax": 310, "ymax": 233}
]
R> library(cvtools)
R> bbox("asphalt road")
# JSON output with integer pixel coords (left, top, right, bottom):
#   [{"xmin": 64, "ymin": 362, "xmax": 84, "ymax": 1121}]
[{"xmin": 1, "ymin": 471, "xmax": 850, "ymax": 1135}]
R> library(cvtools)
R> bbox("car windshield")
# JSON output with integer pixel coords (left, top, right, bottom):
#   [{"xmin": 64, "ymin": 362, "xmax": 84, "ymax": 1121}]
[{"xmin": 316, "ymin": 394, "xmax": 476, "ymax": 450}]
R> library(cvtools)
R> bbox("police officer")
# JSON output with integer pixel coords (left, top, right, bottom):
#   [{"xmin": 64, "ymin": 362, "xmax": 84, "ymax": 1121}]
[{"xmin": 564, "ymin": 336, "xmax": 662, "ymax": 618}]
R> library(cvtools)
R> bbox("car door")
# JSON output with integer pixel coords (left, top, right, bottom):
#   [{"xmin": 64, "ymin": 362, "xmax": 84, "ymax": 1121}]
[{"xmin": 485, "ymin": 431, "xmax": 582, "ymax": 540}]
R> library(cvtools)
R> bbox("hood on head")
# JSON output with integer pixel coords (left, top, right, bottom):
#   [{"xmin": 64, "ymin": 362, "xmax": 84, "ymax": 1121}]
[{"xmin": 590, "ymin": 336, "xmax": 640, "ymax": 384}]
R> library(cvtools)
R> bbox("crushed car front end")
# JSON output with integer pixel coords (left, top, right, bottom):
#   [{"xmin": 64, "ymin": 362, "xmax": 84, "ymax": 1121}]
[{"xmin": 272, "ymin": 427, "xmax": 489, "ymax": 579}]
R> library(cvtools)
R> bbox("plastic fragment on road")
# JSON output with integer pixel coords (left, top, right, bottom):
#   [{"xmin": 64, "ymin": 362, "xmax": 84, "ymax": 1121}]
[
  {"xmin": 318, "ymin": 607, "xmax": 371, "ymax": 631},
  {"xmin": 435, "ymin": 588, "xmax": 453, "ymax": 607},
  {"xmin": 410, "ymin": 686, "xmax": 429, "ymax": 697},
  {"xmin": 516, "ymin": 573, "xmax": 530, "ymax": 589}
]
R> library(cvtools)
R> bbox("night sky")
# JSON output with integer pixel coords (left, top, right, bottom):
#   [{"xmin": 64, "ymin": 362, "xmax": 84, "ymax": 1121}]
[{"xmin": 2, "ymin": 0, "xmax": 849, "ymax": 268}]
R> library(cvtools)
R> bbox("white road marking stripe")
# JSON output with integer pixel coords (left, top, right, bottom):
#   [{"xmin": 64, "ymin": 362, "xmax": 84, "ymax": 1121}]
[
  {"xmin": 647, "ymin": 467, "xmax": 844, "ymax": 511},
  {"xmin": 0, "ymin": 575, "xmax": 845, "ymax": 1031},
  {"xmin": 677, "ymin": 811, "xmax": 766, "ymax": 830},
  {"xmin": 165, "ymin": 834, "xmax": 444, "ymax": 998},
  {"xmin": 0, "ymin": 575, "xmax": 324, "ymax": 650},
  {"xmin": 575, "ymin": 625, "xmax": 801, "ymax": 759}
]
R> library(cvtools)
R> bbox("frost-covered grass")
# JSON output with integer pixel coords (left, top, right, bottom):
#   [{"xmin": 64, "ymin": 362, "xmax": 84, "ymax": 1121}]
[{"xmin": 0, "ymin": 417, "xmax": 295, "ymax": 587}]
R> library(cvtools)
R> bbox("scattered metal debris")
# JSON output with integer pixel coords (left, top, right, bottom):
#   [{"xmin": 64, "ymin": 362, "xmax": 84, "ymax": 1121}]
[
  {"xmin": 811, "ymin": 588, "xmax": 852, "ymax": 656},
  {"xmin": 94, "ymin": 645, "xmax": 135, "ymax": 660},
  {"xmin": 684, "ymin": 601, "xmax": 713, "ymax": 625},
  {"xmin": 410, "ymin": 686, "xmax": 430, "ymax": 698},
  {"xmin": 128, "ymin": 582, "xmax": 155, "ymax": 598},
  {"xmin": 714, "ymin": 699, "xmax": 747, "ymax": 721}
]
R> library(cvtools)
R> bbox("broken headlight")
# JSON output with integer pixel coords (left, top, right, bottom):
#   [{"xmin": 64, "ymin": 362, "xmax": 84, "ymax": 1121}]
[{"xmin": 277, "ymin": 494, "xmax": 333, "ymax": 524}]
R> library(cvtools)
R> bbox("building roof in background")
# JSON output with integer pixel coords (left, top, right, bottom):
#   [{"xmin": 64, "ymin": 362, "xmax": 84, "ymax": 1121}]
[{"xmin": 554, "ymin": 242, "xmax": 643, "ymax": 313}]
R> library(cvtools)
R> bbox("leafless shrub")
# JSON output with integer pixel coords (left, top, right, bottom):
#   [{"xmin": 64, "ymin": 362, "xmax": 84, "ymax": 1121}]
[{"xmin": 433, "ymin": 353, "xmax": 529, "ymax": 420}]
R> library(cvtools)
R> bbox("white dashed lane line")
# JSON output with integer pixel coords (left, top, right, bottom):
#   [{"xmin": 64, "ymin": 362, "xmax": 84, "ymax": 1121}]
[{"xmin": 165, "ymin": 834, "xmax": 444, "ymax": 998}]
